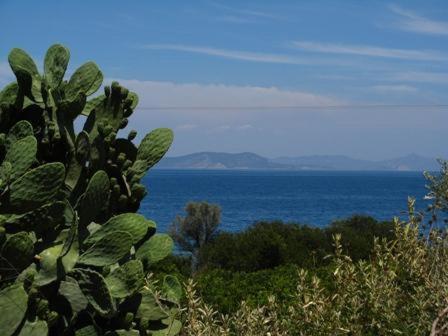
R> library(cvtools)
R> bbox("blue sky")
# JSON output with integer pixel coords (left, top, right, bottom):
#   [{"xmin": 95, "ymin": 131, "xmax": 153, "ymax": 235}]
[{"xmin": 1, "ymin": 0, "xmax": 448, "ymax": 160}]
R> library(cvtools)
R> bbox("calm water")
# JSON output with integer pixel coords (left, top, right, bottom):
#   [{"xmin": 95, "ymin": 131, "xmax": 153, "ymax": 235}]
[{"xmin": 139, "ymin": 170, "xmax": 430, "ymax": 233}]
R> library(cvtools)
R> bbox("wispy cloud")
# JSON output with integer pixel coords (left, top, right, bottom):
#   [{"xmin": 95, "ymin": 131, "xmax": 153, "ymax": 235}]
[
  {"xmin": 139, "ymin": 44, "xmax": 418, "ymax": 70},
  {"xmin": 291, "ymin": 41, "xmax": 446, "ymax": 61},
  {"xmin": 109, "ymin": 78, "xmax": 343, "ymax": 109},
  {"xmin": 370, "ymin": 84, "xmax": 418, "ymax": 93},
  {"xmin": 207, "ymin": 124, "xmax": 258, "ymax": 134},
  {"xmin": 388, "ymin": 71, "xmax": 448, "ymax": 84},
  {"xmin": 141, "ymin": 44, "xmax": 313, "ymax": 65},
  {"xmin": 233, "ymin": 9, "xmax": 279, "ymax": 20},
  {"xmin": 236, "ymin": 124, "xmax": 255, "ymax": 130},
  {"xmin": 390, "ymin": 5, "xmax": 448, "ymax": 36},
  {"xmin": 211, "ymin": 2, "xmax": 282, "ymax": 23},
  {"xmin": 216, "ymin": 15, "xmax": 257, "ymax": 24}
]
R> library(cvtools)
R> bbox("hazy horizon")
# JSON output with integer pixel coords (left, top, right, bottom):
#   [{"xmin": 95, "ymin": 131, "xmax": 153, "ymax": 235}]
[
  {"xmin": 1, "ymin": 1, "xmax": 448, "ymax": 161},
  {"xmin": 163, "ymin": 150, "xmax": 437, "ymax": 161}
]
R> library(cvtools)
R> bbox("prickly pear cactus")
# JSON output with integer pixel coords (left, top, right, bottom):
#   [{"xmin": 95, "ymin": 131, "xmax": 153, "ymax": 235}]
[{"xmin": 0, "ymin": 45, "xmax": 181, "ymax": 336}]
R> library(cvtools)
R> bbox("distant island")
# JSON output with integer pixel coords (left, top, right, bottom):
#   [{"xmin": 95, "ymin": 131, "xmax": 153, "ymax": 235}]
[{"xmin": 155, "ymin": 152, "xmax": 439, "ymax": 171}]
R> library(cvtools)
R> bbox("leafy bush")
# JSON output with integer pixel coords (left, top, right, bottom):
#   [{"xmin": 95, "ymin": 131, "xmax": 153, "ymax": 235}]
[
  {"xmin": 199, "ymin": 221, "xmax": 329, "ymax": 271},
  {"xmin": 325, "ymin": 215, "xmax": 396, "ymax": 260},
  {"xmin": 182, "ymin": 205, "xmax": 448, "ymax": 335},
  {"xmin": 199, "ymin": 216, "xmax": 394, "ymax": 272},
  {"xmin": 195, "ymin": 264, "xmax": 304, "ymax": 314},
  {"xmin": 0, "ymin": 45, "xmax": 181, "ymax": 336}
]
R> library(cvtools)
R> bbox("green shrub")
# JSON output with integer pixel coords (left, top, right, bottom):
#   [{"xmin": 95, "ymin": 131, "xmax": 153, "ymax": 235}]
[
  {"xmin": 199, "ymin": 216, "xmax": 394, "ymax": 272},
  {"xmin": 195, "ymin": 264, "xmax": 310, "ymax": 314},
  {"xmin": 0, "ymin": 45, "xmax": 181, "ymax": 336},
  {"xmin": 150, "ymin": 254, "xmax": 192, "ymax": 283},
  {"xmin": 326, "ymin": 215, "xmax": 395, "ymax": 261},
  {"xmin": 183, "ymin": 208, "xmax": 447, "ymax": 335}
]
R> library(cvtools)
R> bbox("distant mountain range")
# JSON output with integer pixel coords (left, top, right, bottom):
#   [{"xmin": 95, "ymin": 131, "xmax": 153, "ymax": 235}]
[{"xmin": 155, "ymin": 152, "xmax": 440, "ymax": 171}]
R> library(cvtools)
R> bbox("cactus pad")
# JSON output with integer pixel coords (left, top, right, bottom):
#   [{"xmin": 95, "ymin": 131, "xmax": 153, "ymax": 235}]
[
  {"xmin": 135, "ymin": 234, "xmax": 173, "ymax": 266},
  {"xmin": 4, "ymin": 201, "xmax": 65, "ymax": 232},
  {"xmin": 77, "ymin": 170, "xmax": 110, "ymax": 225},
  {"xmin": 84, "ymin": 213, "xmax": 155, "ymax": 246},
  {"xmin": 4, "ymin": 135, "xmax": 37, "ymax": 180},
  {"xmin": 59, "ymin": 277, "xmax": 88, "ymax": 314},
  {"xmin": 71, "ymin": 268, "xmax": 115, "ymax": 316},
  {"xmin": 136, "ymin": 289, "xmax": 168, "ymax": 322},
  {"xmin": 35, "ymin": 244, "xmax": 64, "ymax": 286},
  {"xmin": 8, "ymin": 48, "xmax": 41, "ymax": 100},
  {"xmin": 17, "ymin": 320, "xmax": 48, "ymax": 336},
  {"xmin": 105, "ymin": 260, "xmax": 144, "ymax": 298},
  {"xmin": 0, "ymin": 82, "xmax": 22, "ymax": 112},
  {"xmin": 66, "ymin": 62, "xmax": 103, "ymax": 98},
  {"xmin": 0, "ymin": 284, "xmax": 28, "ymax": 336},
  {"xmin": 136, "ymin": 128, "xmax": 173, "ymax": 169},
  {"xmin": 9, "ymin": 162, "xmax": 65, "ymax": 212},
  {"xmin": 1, "ymin": 231, "xmax": 34, "ymax": 271},
  {"xmin": 44, "ymin": 44, "xmax": 70, "ymax": 88},
  {"xmin": 162, "ymin": 275, "xmax": 183, "ymax": 304},
  {"xmin": 6, "ymin": 120, "xmax": 33, "ymax": 150},
  {"xmin": 78, "ymin": 231, "xmax": 132, "ymax": 266}
]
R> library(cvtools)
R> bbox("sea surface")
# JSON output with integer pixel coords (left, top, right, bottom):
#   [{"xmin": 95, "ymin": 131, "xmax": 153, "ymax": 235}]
[{"xmin": 139, "ymin": 170, "xmax": 431, "ymax": 233}]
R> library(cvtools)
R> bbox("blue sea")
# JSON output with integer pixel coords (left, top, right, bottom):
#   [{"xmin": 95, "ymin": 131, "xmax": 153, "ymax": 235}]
[{"xmin": 139, "ymin": 170, "xmax": 430, "ymax": 233}]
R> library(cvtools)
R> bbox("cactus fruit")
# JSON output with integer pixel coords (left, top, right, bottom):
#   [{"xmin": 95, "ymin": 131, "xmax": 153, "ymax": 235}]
[{"xmin": 0, "ymin": 45, "xmax": 179, "ymax": 336}]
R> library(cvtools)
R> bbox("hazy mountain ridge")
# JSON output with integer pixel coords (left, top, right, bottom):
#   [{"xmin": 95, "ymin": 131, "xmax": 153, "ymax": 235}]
[
  {"xmin": 156, "ymin": 152, "xmax": 292, "ymax": 169},
  {"xmin": 156, "ymin": 152, "xmax": 440, "ymax": 171}
]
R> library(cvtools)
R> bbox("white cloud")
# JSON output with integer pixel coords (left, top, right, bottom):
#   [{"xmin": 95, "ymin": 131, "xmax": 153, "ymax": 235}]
[
  {"xmin": 141, "ymin": 44, "xmax": 316, "ymax": 65},
  {"xmin": 110, "ymin": 78, "xmax": 343, "ymax": 109},
  {"xmin": 389, "ymin": 71, "xmax": 448, "ymax": 84},
  {"xmin": 370, "ymin": 85, "xmax": 418, "ymax": 93},
  {"xmin": 291, "ymin": 41, "xmax": 446, "ymax": 61},
  {"xmin": 390, "ymin": 5, "xmax": 448, "ymax": 36}
]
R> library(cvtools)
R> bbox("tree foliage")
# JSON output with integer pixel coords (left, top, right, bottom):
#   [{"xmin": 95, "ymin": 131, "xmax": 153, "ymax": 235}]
[{"xmin": 170, "ymin": 202, "xmax": 221, "ymax": 271}]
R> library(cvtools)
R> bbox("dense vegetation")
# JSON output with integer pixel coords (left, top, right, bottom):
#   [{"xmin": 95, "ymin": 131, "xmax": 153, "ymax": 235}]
[
  {"xmin": 0, "ymin": 45, "xmax": 181, "ymax": 336},
  {"xmin": 194, "ymin": 216, "xmax": 394, "ymax": 312},
  {"xmin": 199, "ymin": 216, "xmax": 394, "ymax": 272},
  {"xmin": 155, "ymin": 215, "xmax": 395, "ymax": 313},
  {"xmin": 182, "ymin": 203, "xmax": 448, "ymax": 335}
]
